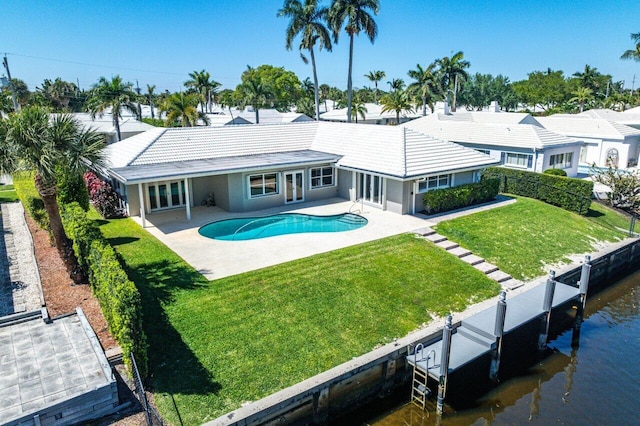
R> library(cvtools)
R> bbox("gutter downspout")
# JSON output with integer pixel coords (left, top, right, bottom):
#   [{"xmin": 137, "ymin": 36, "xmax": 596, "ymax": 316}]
[{"xmin": 138, "ymin": 183, "xmax": 146, "ymax": 228}]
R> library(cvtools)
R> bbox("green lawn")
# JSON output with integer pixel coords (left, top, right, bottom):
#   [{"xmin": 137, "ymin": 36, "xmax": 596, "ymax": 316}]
[
  {"xmin": 0, "ymin": 185, "xmax": 18, "ymax": 203},
  {"xmin": 435, "ymin": 197, "xmax": 627, "ymax": 280},
  {"xmin": 93, "ymin": 211, "xmax": 499, "ymax": 425}
]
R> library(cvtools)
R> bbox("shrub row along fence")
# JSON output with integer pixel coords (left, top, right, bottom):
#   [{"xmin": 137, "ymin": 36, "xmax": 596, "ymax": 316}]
[
  {"xmin": 62, "ymin": 202, "xmax": 148, "ymax": 376},
  {"xmin": 423, "ymin": 178, "xmax": 500, "ymax": 214},
  {"xmin": 482, "ymin": 167, "xmax": 593, "ymax": 215}
]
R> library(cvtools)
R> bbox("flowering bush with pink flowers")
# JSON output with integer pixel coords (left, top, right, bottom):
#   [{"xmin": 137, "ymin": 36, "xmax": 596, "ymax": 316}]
[{"xmin": 84, "ymin": 171, "xmax": 126, "ymax": 218}]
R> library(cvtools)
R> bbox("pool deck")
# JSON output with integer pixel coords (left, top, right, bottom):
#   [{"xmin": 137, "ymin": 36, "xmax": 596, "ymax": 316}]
[{"xmin": 131, "ymin": 197, "xmax": 516, "ymax": 280}]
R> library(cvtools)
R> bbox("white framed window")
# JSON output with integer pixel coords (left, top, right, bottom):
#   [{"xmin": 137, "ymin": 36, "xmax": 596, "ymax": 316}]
[
  {"xmin": 248, "ymin": 173, "xmax": 279, "ymax": 198},
  {"xmin": 504, "ymin": 152, "xmax": 531, "ymax": 168},
  {"xmin": 549, "ymin": 152, "xmax": 573, "ymax": 169},
  {"xmin": 309, "ymin": 167, "xmax": 335, "ymax": 189},
  {"xmin": 418, "ymin": 174, "xmax": 450, "ymax": 193}
]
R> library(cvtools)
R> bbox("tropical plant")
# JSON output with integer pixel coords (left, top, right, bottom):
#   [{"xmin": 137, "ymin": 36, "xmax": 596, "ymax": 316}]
[
  {"xmin": 621, "ymin": 32, "xmax": 640, "ymax": 62},
  {"xmin": 570, "ymin": 86, "xmax": 594, "ymax": 112},
  {"xmin": 87, "ymin": 75, "xmax": 138, "ymax": 142},
  {"xmin": 319, "ymin": 83, "xmax": 331, "ymax": 111},
  {"xmin": 146, "ymin": 84, "xmax": 156, "ymax": 119},
  {"xmin": 364, "ymin": 70, "xmax": 385, "ymax": 102},
  {"xmin": 328, "ymin": 86, "xmax": 344, "ymax": 108},
  {"xmin": 278, "ymin": 0, "xmax": 332, "ymax": 121},
  {"xmin": 38, "ymin": 78, "xmax": 77, "ymax": 110},
  {"xmin": 184, "ymin": 69, "xmax": 221, "ymax": 114},
  {"xmin": 1, "ymin": 106, "xmax": 106, "ymax": 283},
  {"xmin": 437, "ymin": 51, "xmax": 470, "ymax": 112},
  {"xmin": 380, "ymin": 89, "xmax": 413, "ymax": 124},
  {"xmin": 591, "ymin": 166, "xmax": 640, "ymax": 215},
  {"xmin": 407, "ymin": 63, "xmax": 441, "ymax": 115},
  {"xmin": 161, "ymin": 92, "xmax": 209, "ymax": 127},
  {"xmin": 236, "ymin": 67, "xmax": 278, "ymax": 123},
  {"xmin": 387, "ymin": 78, "xmax": 405, "ymax": 92},
  {"xmin": 572, "ymin": 64, "xmax": 604, "ymax": 94},
  {"xmin": 328, "ymin": 0, "xmax": 380, "ymax": 122},
  {"xmin": 350, "ymin": 96, "xmax": 367, "ymax": 122}
]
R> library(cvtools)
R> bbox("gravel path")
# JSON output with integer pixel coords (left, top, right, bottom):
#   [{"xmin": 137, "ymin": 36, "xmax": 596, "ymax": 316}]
[{"xmin": 0, "ymin": 202, "xmax": 43, "ymax": 316}]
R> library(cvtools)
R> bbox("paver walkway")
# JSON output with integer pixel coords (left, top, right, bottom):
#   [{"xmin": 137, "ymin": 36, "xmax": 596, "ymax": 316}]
[{"xmin": 0, "ymin": 203, "xmax": 43, "ymax": 316}]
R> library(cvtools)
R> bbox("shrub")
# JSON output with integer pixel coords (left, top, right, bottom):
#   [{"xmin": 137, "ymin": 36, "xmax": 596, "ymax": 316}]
[
  {"xmin": 56, "ymin": 167, "xmax": 90, "ymax": 211},
  {"xmin": 84, "ymin": 172, "xmax": 126, "ymax": 219},
  {"xmin": 423, "ymin": 178, "xmax": 500, "ymax": 214},
  {"xmin": 483, "ymin": 167, "xmax": 592, "ymax": 215},
  {"xmin": 25, "ymin": 196, "xmax": 50, "ymax": 231},
  {"xmin": 62, "ymin": 203, "xmax": 147, "ymax": 376},
  {"xmin": 543, "ymin": 168, "xmax": 568, "ymax": 177}
]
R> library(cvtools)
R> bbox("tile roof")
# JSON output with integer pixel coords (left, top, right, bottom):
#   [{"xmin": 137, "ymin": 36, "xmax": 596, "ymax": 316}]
[
  {"xmin": 578, "ymin": 109, "xmax": 640, "ymax": 126},
  {"xmin": 71, "ymin": 112, "xmax": 155, "ymax": 134},
  {"xmin": 401, "ymin": 116, "xmax": 580, "ymax": 149},
  {"xmin": 319, "ymin": 103, "xmax": 421, "ymax": 121},
  {"xmin": 537, "ymin": 115, "xmax": 640, "ymax": 139},
  {"xmin": 432, "ymin": 111, "xmax": 542, "ymax": 126}
]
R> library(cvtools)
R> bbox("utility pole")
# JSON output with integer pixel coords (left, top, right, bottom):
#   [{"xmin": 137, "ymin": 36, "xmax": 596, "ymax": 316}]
[{"xmin": 2, "ymin": 55, "xmax": 19, "ymax": 111}]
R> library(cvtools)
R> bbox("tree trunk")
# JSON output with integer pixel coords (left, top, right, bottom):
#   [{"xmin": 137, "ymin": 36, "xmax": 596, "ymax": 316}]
[
  {"xmin": 452, "ymin": 74, "xmax": 458, "ymax": 112},
  {"xmin": 310, "ymin": 47, "xmax": 320, "ymax": 121},
  {"xmin": 347, "ymin": 34, "xmax": 354, "ymax": 123},
  {"xmin": 114, "ymin": 115, "xmax": 122, "ymax": 141},
  {"xmin": 150, "ymin": 100, "xmax": 155, "ymax": 119},
  {"xmin": 422, "ymin": 96, "xmax": 427, "ymax": 116},
  {"xmin": 255, "ymin": 107, "xmax": 259, "ymax": 124},
  {"xmin": 34, "ymin": 173, "xmax": 86, "ymax": 284}
]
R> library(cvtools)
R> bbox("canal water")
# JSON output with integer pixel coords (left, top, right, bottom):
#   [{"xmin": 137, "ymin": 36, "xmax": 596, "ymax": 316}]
[{"xmin": 361, "ymin": 270, "xmax": 640, "ymax": 425}]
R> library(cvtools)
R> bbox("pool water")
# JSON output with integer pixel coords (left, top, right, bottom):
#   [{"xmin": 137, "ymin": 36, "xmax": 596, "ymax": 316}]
[{"xmin": 198, "ymin": 213, "xmax": 368, "ymax": 241}]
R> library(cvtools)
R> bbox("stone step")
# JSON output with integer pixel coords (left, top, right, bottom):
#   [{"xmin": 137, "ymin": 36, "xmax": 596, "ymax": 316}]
[
  {"xmin": 413, "ymin": 227, "xmax": 435, "ymax": 237},
  {"xmin": 502, "ymin": 278, "xmax": 525, "ymax": 291},
  {"xmin": 447, "ymin": 246, "xmax": 472, "ymax": 258},
  {"xmin": 486, "ymin": 270, "xmax": 512, "ymax": 283},
  {"xmin": 424, "ymin": 233, "xmax": 447, "ymax": 243},
  {"xmin": 460, "ymin": 254, "xmax": 484, "ymax": 265},
  {"xmin": 436, "ymin": 240, "xmax": 459, "ymax": 250},
  {"xmin": 474, "ymin": 261, "xmax": 499, "ymax": 274}
]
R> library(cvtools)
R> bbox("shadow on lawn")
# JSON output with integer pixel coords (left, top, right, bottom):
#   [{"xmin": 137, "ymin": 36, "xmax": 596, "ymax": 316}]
[
  {"xmin": 121, "ymin": 258, "xmax": 221, "ymax": 397},
  {"xmin": 107, "ymin": 236, "xmax": 140, "ymax": 246}
]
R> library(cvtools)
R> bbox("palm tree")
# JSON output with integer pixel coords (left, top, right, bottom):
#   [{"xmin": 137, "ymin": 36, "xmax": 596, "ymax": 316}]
[
  {"xmin": 39, "ymin": 78, "xmax": 77, "ymax": 110},
  {"xmin": 1, "ymin": 106, "xmax": 106, "ymax": 284},
  {"xmin": 380, "ymin": 89, "xmax": 413, "ymax": 125},
  {"xmin": 146, "ymin": 84, "xmax": 156, "ymax": 119},
  {"xmin": 87, "ymin": 75, "xmax": 138, "ymax": 142},
  {"xmin": 387, "ymin": 78, "xmax": 405, "ymax": 92},
  {"xmin": 350, "ymin": 97, "xmax": 367, "ymax": 123},
  {"xmin": 278, "ymin": 0, "xmax": 333, "ymax": 121},
  {"xmin": 621, "ymin": 32, "xmax": 640, "ymax": 62},
  {"xmin": 364, "ymin": 70, "xmax": 385, "ymax": 102},
  {"xmin": 235, "ymin": 68, "xmax": 273, "ymax": 124},
  {"xmin": 407, "ymin": 63, "xmax": 441, "ymax": 115},
  {"xmin": 573, "ymin": 64, "xmax": 601, "ymax": 93},
  {"xmin": 570, "ymin": 87, "xmax": 594, "ymax": 113},
  {"xmin": 319, "ymin": 83, "xmax": 331, "ymax": 112},
  {"xmin": 328, "ymin": 0, "xmax": 380, "ymax": 123},
  {"xmin": 185, "ymin": 70, "xmax": 221, "ymax": 114},
  {"xmin": 437, "ymin": 51, "xmax": 470, "ymax": 112},
  {"xmin": 161, "ymin": 92, "xmax": 209, "ymax": 127}
]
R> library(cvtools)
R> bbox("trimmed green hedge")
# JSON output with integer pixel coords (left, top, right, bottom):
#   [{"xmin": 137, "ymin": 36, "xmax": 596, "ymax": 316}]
[
  {"xmin": 12, "ymin": 172, "xmax": 51, "ymax": 232},
  {"xmin": 543, "ymin": 168, "xmax": 568, "ymax": 177},
  {"xmin": 62, "ymin": 203, "xmax": 148, "ymax": 376},
  {"xmin": 423, "ymin": 178, "xmax": 500, "ymax": 214},
  {"xmin": 483, "ymin": 167, "xmax": 593, "ymax": 215}
]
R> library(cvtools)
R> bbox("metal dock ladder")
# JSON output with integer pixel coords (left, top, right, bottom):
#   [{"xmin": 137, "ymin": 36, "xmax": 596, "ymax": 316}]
[{"xmin": 410, "ymin": 343, "xmax": 436, "ymax": 409}]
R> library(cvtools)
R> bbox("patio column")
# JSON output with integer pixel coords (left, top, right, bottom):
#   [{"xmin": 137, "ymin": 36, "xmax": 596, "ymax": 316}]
[
  {"xmin": 184, "ymin": 178, "xmax": 191, "ymax": 221},
  {"xmin": 138, "ymin": 183, "xmax": 146, "ymax": 228}
]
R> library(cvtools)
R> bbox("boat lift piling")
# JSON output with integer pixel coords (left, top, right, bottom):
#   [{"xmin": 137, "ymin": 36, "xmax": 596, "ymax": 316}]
[
  {"xmin": 436, "ymin": 315, "xmax": 453, "ymax": 416},
  {"xmin": 538, "ymin": 271, "xmax": 557, "ymax": 350},
  {"xmin": 572, "ymin": 256, "xmax": 592, "ymax": 347},
  {"xmin": 489, "ymin": 291, "xmax": 507, "ymax": 383}
]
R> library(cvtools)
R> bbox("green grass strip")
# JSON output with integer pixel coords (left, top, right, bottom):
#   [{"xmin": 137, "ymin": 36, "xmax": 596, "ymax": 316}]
[{"xmin": 435, "ymin": 196, "xmax": 626, "ymax": 280}]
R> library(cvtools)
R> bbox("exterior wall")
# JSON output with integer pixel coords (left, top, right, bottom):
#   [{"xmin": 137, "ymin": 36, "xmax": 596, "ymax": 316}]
[
  {"xmin": 385, "ymin": 178, "xmax": 405, "ymax": 214},
  {"xmin": 125, "ymin": 184, "xmax": 140, "ymax": 216},
  {"xmin": 337, "ymin": 169, "xmax": 353, "ymax": 200},
  {"xmin": 579, "ymin": 135, "xmax": 640, "ymax": 168},
  {"xmin": 456, "ymin": 143, "xmax": 537, "ymax": 173},
  {"xmin": 192, "ymin": 175, "xmax": 230, "ymax": 211},
  {"xmin": 412, "ymin": 170, "xmax": 479, "ymax": 214},
  {"xmin": 540, "ymin": 145, "xmax": 581, "ymax": 177}
]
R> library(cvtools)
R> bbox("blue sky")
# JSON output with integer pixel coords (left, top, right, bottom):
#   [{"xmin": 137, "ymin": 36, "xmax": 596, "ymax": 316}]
[{"xmin": 3, "ymin": 0, "xmax": 640, "ymax": 94}]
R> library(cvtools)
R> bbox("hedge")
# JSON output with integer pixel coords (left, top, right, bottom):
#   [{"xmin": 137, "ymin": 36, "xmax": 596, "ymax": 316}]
[
  {"xmin": 543, "ymin": 168, "xmax": 567, "ymax": 177},
  {"xmin": 56, "ymin": 167, "xmax": 90, "ymax": 211},
  {"xmin": 423, "ymin": 178, "xmax": 500, "ymax": 214},
  {"xmin": 483, "ymin": 167, "xmax": 593, "ymax": 215},
  {"xmin": 12, "ymin": 172, "xmax": 50, "ymax": 233},
  {"xmin": 62, "ymin": 203, "xmax": 148, "ymax": 377}
]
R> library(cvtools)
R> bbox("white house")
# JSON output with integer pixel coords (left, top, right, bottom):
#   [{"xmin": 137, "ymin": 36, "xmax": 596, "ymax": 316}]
[
  {"xmin": 319, "ymin": 103, "xmax": 421, "ymax": 125},
  {"xmin": 536, "ymin": 115, "xmax": 640, "ymax": 169},
  {"xmin": 104, "ymin": 121, "xmax": 498, "ymax": 225},
  {"xmin": 71, "ymin": 112, "xmax": 155, "ymax": 144},
  {"xmin": 401, "ymin": 113, "xmax": 583, "ymax": 177}
]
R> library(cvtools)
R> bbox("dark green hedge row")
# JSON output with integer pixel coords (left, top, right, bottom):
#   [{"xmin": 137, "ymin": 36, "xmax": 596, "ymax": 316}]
[
  {"xmin": 62, "ymin": 203, "xmax": 148, "ymax": 377},
  {"xmin": 423, "ymin": 178, "xmax": 500, "ymax": 214},
  {"xmin": 12, "ymin": 173, "xmax": 51, "ymax": 233},
  {"xmin": 483, "ymin": 167, "xmax": 593, "ymax": 215}
]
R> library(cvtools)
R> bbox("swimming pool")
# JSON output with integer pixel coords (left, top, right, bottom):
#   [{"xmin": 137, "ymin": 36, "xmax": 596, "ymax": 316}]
[{"xmin": 198, "ymin": 213, "xmax": 368, "ymax": 241}]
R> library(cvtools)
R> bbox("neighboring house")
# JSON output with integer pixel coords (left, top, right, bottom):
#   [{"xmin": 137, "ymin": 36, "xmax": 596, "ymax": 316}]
[
  {"xmin": 319, "ymin": 103, "xmax": 421, "ymax": 125},
  {"xmin": 104, "ymin": 122, "xmax": 498, "ymax": 225},
  {"xmin": 577, "ymin": 109, "xmax": 640, "ymax": 131},
  {"xmin": 537, "ymin": 115, "xmax": 640, "ymax": 169},
  {"xmin": 203, "ymin": 114, "xmax": 252, "ymax": 126},
  {"xmin": 402, "ymin": 113, "xmax": 583, "ymax": 177},
  {"xmin": 71, "ymin": 112, "xmax": 155, "ymax": 144},
  {"xmin": 233, "ymin": 108, "xmax": 313, "ymax": 124}
]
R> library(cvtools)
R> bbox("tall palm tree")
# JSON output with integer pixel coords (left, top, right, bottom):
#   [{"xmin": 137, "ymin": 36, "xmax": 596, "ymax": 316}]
[
  {"xmin": 278, "ymin": 0, "xmax": 333, "ymax": 121},
  {"xmin": 380, "ymin": 89, "xmax": 413, "ymax": 125},
  {"xmin": 87, "ymin": 75, "xmax": 138, "ymax": 142},
  {"xmin": 146, "ymin": 84, "xmax": 156, "ymax": 119},
  {"xmin": 328, "ymin": 0, "xmax": 380, "ymax": 123},
  {"xmin": 235, "ymin": 68, "xmax": 274, "ymax": 124},
  {"xmin": 1, "ymin": 106, "xmax": 106, "ymax": 284},
  {"xmin": 364, "ymin": 70, "xmax": 385, "ymax": 102},
  {"xmin": 573, "ymin": 64, "xmax": 601, "ymax": 92},
  {"xmin": 570, "ymin": 87, "xmax": 594, "ymax": 113},
  {"xmin": 437, "ymin": 51, "xmax": 470, "ymax": 112},
  {"xmin": 319, "ymin": 83, "xmax": 331, "ymax": 112},
  {"xmin": 387, "ymin": 78, "xmax": 405, "ymax": 92},
  {"xmin": 621, "ymin": 32, "xmax": 640, "ymax": 62},
  {"xmin": 350, "ymin": 97, "xmax": 367, "ymax": 123},
  {"xmin": 407, "ymin": 63, "xmax": 441, "ymax": 115},
  {"xmin": 185, "ymin": 70, "xmax": 221, "ymax": 114},
  {"xmin": 161, "ymin": 92, "xmax": 209, "ymax": 127}
]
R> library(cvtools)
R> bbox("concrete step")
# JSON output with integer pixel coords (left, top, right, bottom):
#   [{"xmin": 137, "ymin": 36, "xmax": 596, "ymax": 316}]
[
  {"xmin": 461, "ymin": 254, "xmax": 484, "ymax": 265},
  {"xmin": 436, "ymin": 240, "xmax": 459, "ymax": 250},
  {"xmin": 424, "ymin": 233, "xmax": 447, "ymax": 243},
  {"xmin": 502, "ymin": 278, "xmax": 525, "ymax": 291},
  {"xmin": 486, "ymin": 270, "xmax": 512, "ymax": 283},
  {"xmin": 474, "ymin": 262, "xmax": 499, "ymax": 274},
  {"xmin": 456, "ymin": 327, "xmax": 496, "ymax": 349},
  {"xmin": 414, "ymin": 227, "xmax": 435, "ymax": 237},
  {"xmin": 447, "ymin": 246, "xmax": 472, "ymax": 258}
]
